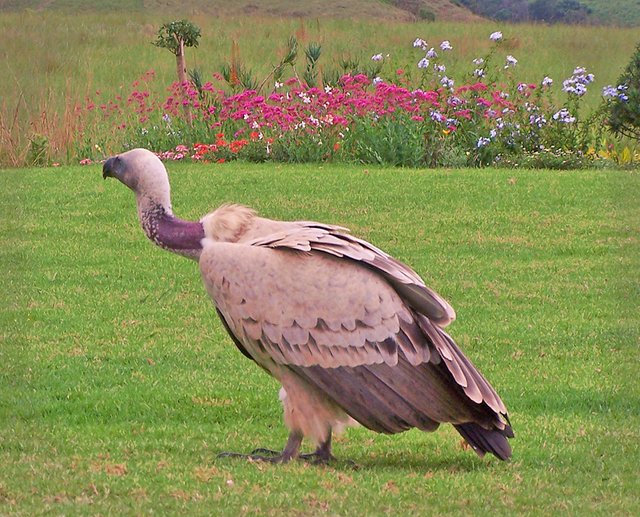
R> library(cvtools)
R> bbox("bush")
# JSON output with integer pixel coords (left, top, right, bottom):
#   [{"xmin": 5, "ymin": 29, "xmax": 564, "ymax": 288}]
[{"xmin": 606, "ymin": 43, "xmax": 640, "ymax": 140}]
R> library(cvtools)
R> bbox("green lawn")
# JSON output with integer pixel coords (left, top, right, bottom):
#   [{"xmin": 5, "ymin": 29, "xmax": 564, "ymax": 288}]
[{"xmin": 1, "ymin": 162, "xmax": 638, "ymax": 515}]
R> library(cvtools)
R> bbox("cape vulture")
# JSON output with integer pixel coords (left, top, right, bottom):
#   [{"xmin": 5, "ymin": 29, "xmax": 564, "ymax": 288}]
[{"xmin": 102, "ymin": 148, "xmax": 513, "ymax": 463}]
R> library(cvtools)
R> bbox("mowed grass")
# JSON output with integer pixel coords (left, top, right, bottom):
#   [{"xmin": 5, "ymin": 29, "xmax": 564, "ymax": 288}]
[{"xmin": 1, "ymin": 162, "xmax": 639, "ymax": 514}]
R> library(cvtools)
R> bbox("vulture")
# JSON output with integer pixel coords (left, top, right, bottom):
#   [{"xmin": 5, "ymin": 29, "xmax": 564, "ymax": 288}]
[{"xmin": 102, "ymin": 148, "xmax": 513, "ymax": 463}]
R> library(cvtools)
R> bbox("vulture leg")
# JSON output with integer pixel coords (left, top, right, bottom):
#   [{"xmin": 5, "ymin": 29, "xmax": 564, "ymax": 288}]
[
  {"xmin": 218, "ymin": 431, "xmax": 303, "ymax": 464},
  {"xmin": 299, "ymin": 433, "xmax": 334, "ymax": 464}
]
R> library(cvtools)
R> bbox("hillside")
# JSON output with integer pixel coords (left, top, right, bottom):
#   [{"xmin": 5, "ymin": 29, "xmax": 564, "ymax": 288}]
[
  {"xmin": 580, "ymin": 0, "xmax": 640, "ymax": 26},
  {"xmin": 0, "ymin": 0, "xmax": 483, "ymax": 22}
]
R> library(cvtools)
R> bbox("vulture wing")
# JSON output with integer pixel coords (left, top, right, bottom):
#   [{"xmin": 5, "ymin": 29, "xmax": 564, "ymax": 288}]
[
  {"xmin": 200, "ymin": 224, "xmax": 512, "ymax": 458},
  {"xmin": 245, "ymin": 222, "xmax": 457, "ymax": 328}
]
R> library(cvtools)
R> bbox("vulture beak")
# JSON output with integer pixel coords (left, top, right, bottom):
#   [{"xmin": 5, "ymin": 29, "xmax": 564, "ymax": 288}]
[{"xmin": 102, "ymin": 156, "xmax": 121, "ymax": 180}]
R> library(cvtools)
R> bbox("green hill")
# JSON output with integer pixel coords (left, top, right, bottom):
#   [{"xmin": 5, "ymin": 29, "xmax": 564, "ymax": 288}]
[
  {"xmin": 580, "ymin": 0, "xmax": 640, "ymax": 26},
  {"xmin": 0, "ymin": 0, "xmax": 483, "ymax": 22}
]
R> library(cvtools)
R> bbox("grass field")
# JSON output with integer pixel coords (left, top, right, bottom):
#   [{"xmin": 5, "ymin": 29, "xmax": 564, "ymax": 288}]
[{"xmin": 1, "ymin": 161, "xmax": 638, "ymax": 514}]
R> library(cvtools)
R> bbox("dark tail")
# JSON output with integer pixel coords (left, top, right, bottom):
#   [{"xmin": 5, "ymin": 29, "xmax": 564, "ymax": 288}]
[{"xmin": 454, "ymin": 422, "xmax": 514, "ymax": 461}]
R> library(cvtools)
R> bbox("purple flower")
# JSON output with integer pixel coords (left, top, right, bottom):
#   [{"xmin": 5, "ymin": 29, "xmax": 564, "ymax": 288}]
[
  {"xmin": 430, "ymin": 110, "xmax": 445, "ymax": 123},
  {"xmin": 413, "ymin": 38, "xmax": 427, "ymax": 50},
  {"xmin": 562, "ymin": 67, "xmax": 594, "ymax": 97},
  {"xmin": 553, "ymin": 108, "xmax": 576, "ymax": 124},
  {"xmin": 440, "ymin": 76, "xmax": 454, "ymax": 89},
  {"xmin": 440, "ymin": 40, "xmax": 453, "ymax": 51}
]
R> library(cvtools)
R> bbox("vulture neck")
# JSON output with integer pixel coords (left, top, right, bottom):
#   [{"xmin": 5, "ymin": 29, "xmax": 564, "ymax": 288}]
[{"xmin": 137, "ymin": 196, "xmax": 204, "ymax": 260}]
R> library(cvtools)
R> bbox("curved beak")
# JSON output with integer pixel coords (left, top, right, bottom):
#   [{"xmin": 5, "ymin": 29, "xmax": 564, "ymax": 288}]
[{"xmin": 102, "ymin": 156, "xmax": 119, "ymax": 180}]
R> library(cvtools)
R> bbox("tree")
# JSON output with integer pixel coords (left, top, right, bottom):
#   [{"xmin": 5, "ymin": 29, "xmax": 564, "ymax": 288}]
[
  {"xmin": 153, "ymin": 20, "xmax": 201, "ymax": 86},
  {"xmin": 607, "ymin": 43, "xmax": 640, "ymax": 140}
]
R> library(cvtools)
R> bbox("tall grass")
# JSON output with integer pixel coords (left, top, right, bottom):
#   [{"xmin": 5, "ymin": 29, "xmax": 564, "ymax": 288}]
[{"xmin": 0, "ymin": 11, "xmax": 638, "ymax": 166}]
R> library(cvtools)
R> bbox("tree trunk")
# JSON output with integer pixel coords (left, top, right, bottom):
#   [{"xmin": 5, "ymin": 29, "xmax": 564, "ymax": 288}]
[{"xmin": 175, "ymin": 38, "xmax": 193, "ymax": 125}]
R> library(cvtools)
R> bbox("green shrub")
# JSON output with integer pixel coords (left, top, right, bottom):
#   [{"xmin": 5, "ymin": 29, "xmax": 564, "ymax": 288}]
[{"xmin": 606, "ymin": 42, "xmax": 640, "ymax": 140}]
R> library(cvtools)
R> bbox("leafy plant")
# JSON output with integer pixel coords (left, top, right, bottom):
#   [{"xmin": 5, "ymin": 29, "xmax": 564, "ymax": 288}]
[{"xmin": 606, "ymin": 42, "xmax": 640, "ymax": 140}]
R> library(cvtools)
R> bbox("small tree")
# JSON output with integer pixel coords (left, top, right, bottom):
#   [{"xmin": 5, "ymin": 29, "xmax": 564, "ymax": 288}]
[
  {"xmin": 607, "ymin": 43, "xmax": 640, "ymax": 140},
  {"xmin": 154, "ymin": 20, "xmax": 201, "ymax": 86}
]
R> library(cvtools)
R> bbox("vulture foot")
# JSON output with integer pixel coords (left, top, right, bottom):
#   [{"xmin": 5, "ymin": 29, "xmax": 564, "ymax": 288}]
[
  {"xmin": 218, "ymin": 432, "xmax": 303, "ymax": 464},
  {"xmin": 298, "ymin": 436, "xmax": 334, "ymax": 464}
]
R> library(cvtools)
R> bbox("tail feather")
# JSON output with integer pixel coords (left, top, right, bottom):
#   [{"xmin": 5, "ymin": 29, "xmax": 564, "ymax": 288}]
[{"xmin": 454, "ymin": 422, "xmax": 514, "ymax": 461}]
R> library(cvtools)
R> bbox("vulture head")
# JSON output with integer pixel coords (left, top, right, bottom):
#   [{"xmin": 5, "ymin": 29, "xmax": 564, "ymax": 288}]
[{"xmin": 103, "ymin": 148, "xmax": 173, "ymax": 214}]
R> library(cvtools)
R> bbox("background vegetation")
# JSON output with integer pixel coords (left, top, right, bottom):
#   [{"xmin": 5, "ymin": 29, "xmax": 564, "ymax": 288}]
[
  {"xmin": 1, "ymin": 8, "xmax": 638, "ymax": 167},
  {"xmin": 1, "ymin": 161, "xmax": 639, "ymax": 514}
]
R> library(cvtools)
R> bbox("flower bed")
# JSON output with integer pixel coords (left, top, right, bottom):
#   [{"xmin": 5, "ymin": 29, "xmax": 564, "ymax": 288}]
[{"xmin": 77, "ymin": 31, "xmax": 637, "ymax": 168}]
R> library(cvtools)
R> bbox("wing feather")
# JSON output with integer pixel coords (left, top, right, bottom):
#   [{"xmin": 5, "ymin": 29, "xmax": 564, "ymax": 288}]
[
  {"xmin": 246, "ymin": 223, "xmax": 456, "ymax": 327},
  {"xmin": 200, "ymin": 226, "xmax": 510, "ymax": 439}
]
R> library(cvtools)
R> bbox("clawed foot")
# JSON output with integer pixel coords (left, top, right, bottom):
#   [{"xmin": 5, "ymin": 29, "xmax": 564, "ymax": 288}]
[
  {"xmin": 217, "ymin": 432, "xmax": 356, "ymax": 468},
  {"xmin": 218, "ymin": 448, "xmax": 357, "ymax": 468},
  {"xmin": 299, "ymin": 452, "xmax": 359, "ymax": 469},
  {"xmin": 217, "ymin": 449, "xmax": 294, "ymax": 464},
  {"xmin": 298, "ymin": 450, "xmax": 335, "ymax": 465}
]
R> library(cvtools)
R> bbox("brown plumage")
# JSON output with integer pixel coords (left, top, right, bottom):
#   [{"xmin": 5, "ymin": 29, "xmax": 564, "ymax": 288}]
[{"xmin": 103, "ymin": 148, "xmax": 513, "ymax": 463}]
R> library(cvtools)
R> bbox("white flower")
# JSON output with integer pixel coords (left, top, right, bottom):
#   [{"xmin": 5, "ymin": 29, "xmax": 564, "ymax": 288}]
[
  {"xmin": 472, "ymin": 57, "xmax": 484, "ymax": 66},
  {"xmin": 430, "ymin": 110, "xmax": 445, "ymax": 123},
  {"xmin": 440, "ymin": 76, "xmax": 454, "ymax": 89},
  {"xmin": 529, "ymin": 114, "xmax": 547, "ymax": 128},
  {"xmin": 553, "ymin": 108, "xmax": 576, "ymax": 124},
  {"xmin": 426, "ymin": 47, "xmax": 438, "ymax": 59},
  {"xmin": 434, "ymin": 64, "xmax": 446, "ymax": 73},
  {"xmin": 505, "ymin": 55, "xmax": 518, "ymax": 68},
  {"xmin": 602, "ymin": 84, "xmax": 629, "ymax": 102},
  {"xmin": 324, "ymin": 85, "xmax": 333, "ymax": 94},
  {"xmin": 490, "ymin": 31, "xmax": 503, "ymax": 41},
  {"xmin": 477, "ymin": 137, "xmax": 491, "ymax": 148},
  {"xmin": 440, "ymin": 40, "xmax": 453, "ymax": 51},
  {"xmin": 373, "ymin": 76, "xmax": 383, "ymax": 85},
  {"xmin": 413, "ymin": 37, "xmax": 427, "ymax": 50},
  {"xmin": 371, "ymin": 53, "xmax": 383, "ymax": 62},
  {"xmin": 274, "ymin": 81, "xmax": 283, "ymax": 89},
  {"xmin": 418, "ymin": 57, "xmax": 430, "ymax": 69},
  {"xmin": 542, "ymin": 76, "xmax": 553, "ymax": 87},
  {"xmin": 474, "ymin": 68, "xmax": 486, "ymax": 78}
]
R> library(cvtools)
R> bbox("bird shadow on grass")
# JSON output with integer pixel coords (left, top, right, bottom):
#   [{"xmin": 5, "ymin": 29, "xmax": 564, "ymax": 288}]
[
  {"xmin": 350, "ymin": 452, "xmax": 489, "ymax": 473},
  {"xmin": 215, "ymin": 448, "xmax": 488, "ymax": 473}
]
